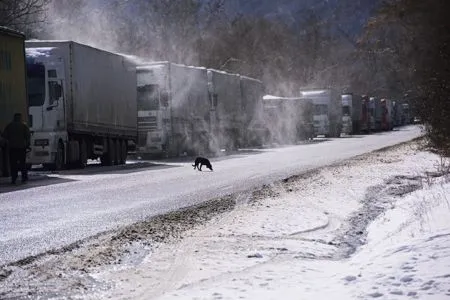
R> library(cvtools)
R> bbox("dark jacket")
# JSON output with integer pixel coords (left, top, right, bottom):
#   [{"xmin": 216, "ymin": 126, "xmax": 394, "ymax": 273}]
[{"xmin": 2, "ymin": 121, "xmax": 31, "ymax": 149}]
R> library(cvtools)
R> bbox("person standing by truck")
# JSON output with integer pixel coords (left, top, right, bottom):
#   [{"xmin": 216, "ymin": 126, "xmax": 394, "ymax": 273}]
[{"xmin": 2, "ymin": 113, "xmax": 31, "ymax": 184}]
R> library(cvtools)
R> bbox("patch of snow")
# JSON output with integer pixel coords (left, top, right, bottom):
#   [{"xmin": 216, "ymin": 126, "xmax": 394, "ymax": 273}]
[{"xmin": 25, "ymin": 47, "xmax": 56, "ymax": 58}]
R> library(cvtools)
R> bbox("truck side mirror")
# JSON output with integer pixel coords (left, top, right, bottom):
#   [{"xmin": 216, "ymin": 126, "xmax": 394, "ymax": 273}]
[
  {"xmin": 47, "ymin": 81, "xmax": 63, "ymax": 110},
  {"xmin": 55, "ymin": 84, "xmax": 62, "ymax": 99}
]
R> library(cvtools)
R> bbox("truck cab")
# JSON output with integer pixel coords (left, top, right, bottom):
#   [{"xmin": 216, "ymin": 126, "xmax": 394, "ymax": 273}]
[
  {"xmin": 300, "ymin": 89, "xmax": 341, "ymax": 138},
  {"xmin": 136, "ymin": 65, "xmax": 171, "ymax": 157},
  {"xmin": 360, "ymin": 95, "xmax": 370, "ymax": 133},
  {"xmin": 26, "ymin": 47, "xmax": 66, "ymax": 168},
  {"xmin": 300, "ymin": 90, "xmax": 329, "ymax": 137},
  {"xmin": 380, "ymin": 99, "xmax": 393, "ymax": 131},
  {"xmin": 341, "ymin": 94, "xmax": 353, "ymax": 135},
  {"xmin": 402, "ymin": 103, "xmax": 411, "ymax": 125},
  {"xmin": 312, "ymin": 102, "xmax": 329, "ymax": 136}
]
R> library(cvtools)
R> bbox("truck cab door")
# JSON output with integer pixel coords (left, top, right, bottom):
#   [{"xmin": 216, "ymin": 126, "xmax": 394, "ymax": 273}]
[{"xmin": 43, "ymin": 62, "xmax": 66, "ymax": 131}]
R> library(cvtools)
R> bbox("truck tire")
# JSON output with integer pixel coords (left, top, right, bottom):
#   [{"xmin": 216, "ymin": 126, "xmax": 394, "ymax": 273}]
[
  {"xmin": 55, "ymin": 141, "xmax": 65, "ymax": 170},
  {"xmin": 120, "ymin": 140, "xmax": 127, "ymax": 165},
  {"xmin": 79, "ymin": 139, "xmax": 88, "ymax": 168},
  {"xmin": 114, "ymin": 139, "xmax": 120, "ymax": 165},
  {"xmin": 101, "ymin": 139, "xmax": 115, "ymax": 166}
]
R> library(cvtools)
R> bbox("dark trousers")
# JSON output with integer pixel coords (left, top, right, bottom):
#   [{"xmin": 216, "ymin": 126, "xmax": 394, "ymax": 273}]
[{"xmin": 9, "ymin": 148, "xmax": 27, "ymax": 183}]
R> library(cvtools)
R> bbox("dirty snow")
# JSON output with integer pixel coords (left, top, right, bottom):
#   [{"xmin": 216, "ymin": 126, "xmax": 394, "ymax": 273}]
[{"xmin": 83, "ymin": 142, "xmax": 450, "ymax": 300}]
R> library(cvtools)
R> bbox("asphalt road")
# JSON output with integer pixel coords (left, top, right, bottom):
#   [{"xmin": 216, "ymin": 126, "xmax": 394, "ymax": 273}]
[{"xmin": 0, "ymin": 126, "xmax": 422, "ymax": 265}]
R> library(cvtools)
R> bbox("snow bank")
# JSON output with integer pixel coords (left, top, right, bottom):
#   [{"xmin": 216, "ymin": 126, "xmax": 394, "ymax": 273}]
[{"xmin": 156, "ymin": 179, "xmax": 450, "ymax": 300}]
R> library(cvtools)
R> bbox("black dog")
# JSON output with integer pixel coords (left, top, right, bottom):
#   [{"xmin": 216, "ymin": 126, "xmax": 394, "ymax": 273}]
[{"xmin": 192, "ymin": 156, "xmax": 213, "ymax": 171}]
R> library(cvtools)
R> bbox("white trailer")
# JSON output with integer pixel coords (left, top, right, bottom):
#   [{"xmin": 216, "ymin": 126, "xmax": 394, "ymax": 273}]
[
  {"xmin": 137, "ymin": 62, "xmax": 210, "ymax": 157},
  {"xmin": 25, "ymin": 41, "xmax": 137, "ymax": 169}
]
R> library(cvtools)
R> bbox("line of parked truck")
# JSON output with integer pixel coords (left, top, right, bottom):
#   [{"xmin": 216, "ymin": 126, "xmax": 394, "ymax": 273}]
[{"xmin": 0, "ymin": 28, "xmax": 413, "ymax": 175}]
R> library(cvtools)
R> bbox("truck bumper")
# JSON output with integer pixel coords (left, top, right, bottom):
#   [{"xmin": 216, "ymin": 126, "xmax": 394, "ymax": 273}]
[
  {"xmin": 314, "ymin": 125, "xmax": 329, "ymax": 136},
  {"xmin": 342, "ymin": 121, "xmax": 352, "ymax": 135},
  {"xmin": 28, "ymin": 132, "xmax": 65, "ymax": 165}
]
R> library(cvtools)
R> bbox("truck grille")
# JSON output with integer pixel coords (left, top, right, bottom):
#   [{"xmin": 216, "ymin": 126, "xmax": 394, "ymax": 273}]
[
  {"xmin": 139, "ymin": 116, "xmax": 157, "ymax": 123},
  {"xmin": 138, "ymin": 116, "xmax": 158, "ymax": 132}
]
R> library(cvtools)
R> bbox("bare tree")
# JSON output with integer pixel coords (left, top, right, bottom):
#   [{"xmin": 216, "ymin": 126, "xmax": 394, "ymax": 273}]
[
  {"xmin": 0, "ymin": 0, "xmax": 48, "ymax": 30},
  {"xmin": 363, "ymin": 0, "xmax": 450, "ymax": 153}
]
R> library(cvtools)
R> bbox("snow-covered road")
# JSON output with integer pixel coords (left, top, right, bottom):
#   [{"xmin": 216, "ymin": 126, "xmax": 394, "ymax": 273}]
[
  {"xmin": 91, "ymin": 139, "xmax": 450, "ymax": 300},
  {"xmin": 0, "ymin": 126, "xmax": 421, "ymax": 265}
]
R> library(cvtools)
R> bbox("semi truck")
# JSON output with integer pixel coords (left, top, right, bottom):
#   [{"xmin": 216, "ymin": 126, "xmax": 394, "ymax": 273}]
[
  {"xmin": 207, "ymin": 69, "xmax": 242, "ymax": 152},
  {"xmin": 370, "ymin": 97, "xmax": 394, "ymax": 132},
  {"xmin": 136, "ymin": 62, "xmax": 210, "ymax": 157},
  {"xmin": 300, "ymin": 89, "xmax": 342, "ymax": 138},
  {"xmin": 341, "ymin": 93, "xmax": 364, "ymax": 135},
  {"xmin": 25, "ymin": 40, "xmax": 137, "ymax": 170},
  {"xmin": 0, "ymin": 27, "xmax": 28, "ymax": 177}
]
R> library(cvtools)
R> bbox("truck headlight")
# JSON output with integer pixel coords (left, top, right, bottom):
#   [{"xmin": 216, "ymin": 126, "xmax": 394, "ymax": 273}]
[{"xmin": 34, "ymin": 139, "xmax": 49, "ymax": 146}]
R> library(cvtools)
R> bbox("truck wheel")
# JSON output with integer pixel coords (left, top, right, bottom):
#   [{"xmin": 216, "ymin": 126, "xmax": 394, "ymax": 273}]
[
  {"xmin": 114, "ymin": 139, "xmax": 120, "ymax": 165},
  {"xmin": 100, "ymin": 155, "xmax": 108, "ymax": 166},
  {"xmin": 120, "ymin": 140, "xmax": 127, "ymax": 165},
  {"xmin": 109, "ymin": 139, "xmax": 116, "ymax": 166},
  {"xmin": 79, "ymin": 139, "xmax": 88, "ymax": 168},
  {"xmin": 55, "ymin": 141, "xmax": 65, "ymax": 170},
  {"xmin": 100, "ymin": 139, "xmax": 114, "ymax": 166}
]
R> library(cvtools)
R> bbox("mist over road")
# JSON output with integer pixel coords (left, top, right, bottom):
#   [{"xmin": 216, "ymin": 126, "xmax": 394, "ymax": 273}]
[{"xmin": 0, "ymin": 126, "xmax": 422, "ymax": 265}]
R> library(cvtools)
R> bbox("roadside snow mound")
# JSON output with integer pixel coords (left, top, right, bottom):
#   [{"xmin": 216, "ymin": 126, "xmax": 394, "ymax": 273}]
[{"xmin": 157, "ymin": 179, "xmax": 450, "ymax": 300}]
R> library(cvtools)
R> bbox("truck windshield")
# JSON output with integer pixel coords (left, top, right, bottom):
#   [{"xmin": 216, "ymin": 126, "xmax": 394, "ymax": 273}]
[
  {"xmin": 137, "ymin": 84, "xmax": 159, "ymax": 110},
  {"xmin": 314, "ymin": 104, "xmax": 328, "ymax": 115},
  {"xmin": 27, "ymin": 63, "xmax": 45, "ymax": 107}
]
